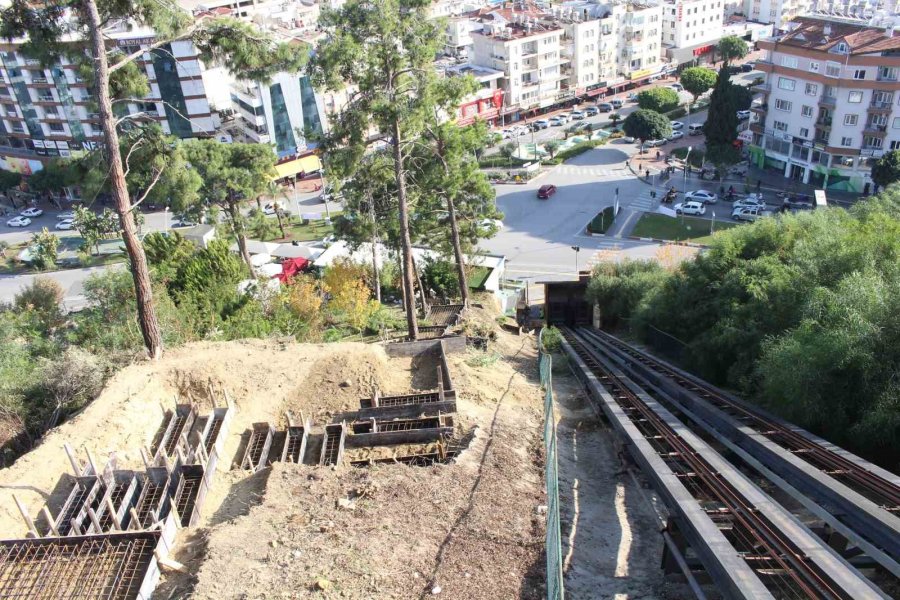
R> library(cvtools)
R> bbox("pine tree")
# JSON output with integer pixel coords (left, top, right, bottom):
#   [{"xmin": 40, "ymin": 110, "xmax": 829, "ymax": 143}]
[{"xmin": 704, "ymin": 66, "xmax": 741, "ymax": 174}]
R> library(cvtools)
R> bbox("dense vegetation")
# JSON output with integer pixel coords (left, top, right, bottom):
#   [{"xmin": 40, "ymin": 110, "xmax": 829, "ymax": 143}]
[{"xmin": 586, "ymin": 191, "xmax": 900, "ymax": 468}]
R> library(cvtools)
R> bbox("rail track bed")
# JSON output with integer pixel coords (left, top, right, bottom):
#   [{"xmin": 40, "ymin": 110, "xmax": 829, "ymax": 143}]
[{"xmin": 560, "ymin": 326, "xmax": 886, "ymax": 600}]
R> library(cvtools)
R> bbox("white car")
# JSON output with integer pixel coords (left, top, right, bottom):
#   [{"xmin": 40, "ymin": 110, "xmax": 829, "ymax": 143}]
[
  {"xmin": 263, "ymin": 203, "xmax": 282, "ymax": 215},
  {"xmin": 549, "ymin": 116, "xmax": 566, "ymax": 126},
  {"xmin": 668, "ymin": 83, "xmax": 685, "ymax": 92},
  {"xmin": 55, "ymin": 219, "xmax": 75, "ymax": 231},
  {"xmin": 646, "ymin": 138, "xmax": 667, "ymax": 147},
  {"xmin": 684, "ymin": 190, "xmax": 718, "ymax": 204},
  {"xmin": 670, "ymin": 121, "xmax": 684, "ymax": 130},
  {"xmin": 6, "ymin": 216, "xmax": 31, "ymax": 227},
  {"xmin": 622, "ymin": 135, "xmax": 636, "ymax": 143},
  {"xmin": 732, "ymin": 206, "xmax": 769, "ymax": 221},
  {"xmin": 479, "ymin": 218, "xmax": 504, "ymax": 231},
  {"xmin": 570, "ymin": 110, "xmax": 586, "ymax": 120},
  {"xmin": 674, "ymin": 201, "xmax": 706, "ymax": 216},
  {"xmin": 733, "ymin": 197, "xmax": 766, "ymax": 210},
  {"xmin": 20, "ymin": 207, "xmax": 43, "ymax": 218},
  {"xmin": 736, "ymin": 110, "xmax": 751, "ymax": 120},
  {"xmin": 171, "ymin": 217, "xmax": 196, "ymax": 228},
  {"xmin": 668, "ymin": 131, "xmax": 684, "ymax": 141},
  {"xmin": 56, "ymin": 210, "xmax": 76, "ymax": 220}
]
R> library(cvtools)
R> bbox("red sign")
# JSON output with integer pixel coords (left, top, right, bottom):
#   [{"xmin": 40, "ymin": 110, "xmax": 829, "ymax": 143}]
[
  {"xmin": 693, "ymin": 45, "xmax": 714, "ymax": 56},
  {"xmin": 457, "ymin": 89, "xmax": 505, "ymax": 126}
]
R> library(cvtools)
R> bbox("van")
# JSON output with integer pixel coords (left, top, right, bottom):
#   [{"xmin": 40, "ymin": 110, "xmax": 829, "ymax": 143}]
[{"xmin": 688, "ymin": 123, "xmax": 705, "ymax": 136}]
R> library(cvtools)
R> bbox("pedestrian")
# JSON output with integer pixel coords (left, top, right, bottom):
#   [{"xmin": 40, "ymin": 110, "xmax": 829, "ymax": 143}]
[
  {"xmin": 645, "ymin": 169, "xmax": 650, "ymax": 179},
  {"xmin": 756, "ymin": 179, "xmax": 761, "ymax": 191},
  {"xmin": 656, "ymin": 150, "xmax": 661, "ymax": 160},
  {"xmin": 625, "ymin": 159, "xmax": 629, "ymax": 168}
]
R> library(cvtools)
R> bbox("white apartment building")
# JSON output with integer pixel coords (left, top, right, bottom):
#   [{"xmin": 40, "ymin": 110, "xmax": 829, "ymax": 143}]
[
  {"xmin": 540, "ymin": 10, "xmax": 602, "ymax": 101},
  {"xmin": 745, "ymin": 0, "xmax": 812, "ymax": 30},
  {"xmin": 0, "ymin": 24, "xmax": 215, "ymax": 174},
  {"xmin": 750, "ymin": 17, "xmax": 900, "ymax": 194},
  {"xmin": 661, "ymin": 0, "xmax": 726, "ymax": 66}
]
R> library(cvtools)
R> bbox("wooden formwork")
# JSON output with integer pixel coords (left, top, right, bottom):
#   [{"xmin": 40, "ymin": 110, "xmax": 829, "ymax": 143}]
[
  {"xmin": 281, "ymin": 421, "xmax": 310, "ymax": 464},
  {"xmin": 345, "ymin": 415, "xmax": 454, "ymax": 448},
  {"xmin": 319, "ymin": 422, "xmax": 347, "ymax": 466},
  {"xmin": 154, "ymin": 404, "xmax": 197, "ymax": 463},
  {"xmin": 132, "ymin": 468, "xmax": 173, "ymax": 530},
  {"xmin": 241, "ymin": 423, "xmax": 275, "ymax": 473},
  {"xmin": 88, "ymin": 470, "xmax": 142, "ymax": 534}
]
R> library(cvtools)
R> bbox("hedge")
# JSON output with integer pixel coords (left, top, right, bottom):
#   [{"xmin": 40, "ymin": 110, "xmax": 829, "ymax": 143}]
[
  {"xmin": 478, "ymin": 155, "xmax": 530, "ymax": 169},
  {"xmin": 545, "ymin": 138, "xmax": 608, "ymax": 165},
  {"xmin": 588, "ymin": 206, "xmax": 616, "ymax": 234}
]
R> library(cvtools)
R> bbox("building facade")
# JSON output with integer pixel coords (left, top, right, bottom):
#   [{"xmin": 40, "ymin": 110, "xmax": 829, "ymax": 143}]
[
  {"xmin": 0, "ymin": 26, "xmax": 215, "ymax": 173},
  {"xmin": 746, "ymin": 0, "xmax": 813, "ymax": 30},
  {"xmin": 661, "ymin": 0, "xmax": 726, "ymax": 66},
  {"xmin": 750, "ymin": 17, "xmax": 900, "ymax": 193}
]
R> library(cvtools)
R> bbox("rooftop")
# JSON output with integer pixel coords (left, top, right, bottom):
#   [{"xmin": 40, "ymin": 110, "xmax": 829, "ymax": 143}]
[{"xmin": 775, "ymin": 16, "xmax": 900, "ymax": 54}]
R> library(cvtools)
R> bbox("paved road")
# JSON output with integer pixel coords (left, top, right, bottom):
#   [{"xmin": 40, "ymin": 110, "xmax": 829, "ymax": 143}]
[{"xmin": 0, "ymin": 263, "xmax": 125, "ymax": 311}]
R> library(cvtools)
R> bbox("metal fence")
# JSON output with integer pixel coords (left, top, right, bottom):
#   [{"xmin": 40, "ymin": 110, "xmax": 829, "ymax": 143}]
[{"xmin": 538, "ymin": 328, "xmax": 565, "ymax": 600}]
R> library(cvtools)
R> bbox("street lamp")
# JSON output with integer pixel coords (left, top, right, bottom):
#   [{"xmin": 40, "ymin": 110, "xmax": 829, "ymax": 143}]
[
  {"xmin": 683, "ymin": 145, "xmax": 692, "ymax": 193},
  {"xmin": 164, "ymin": 206, "xmax": 169, "ymax": 232},
  {"xmin": 571, "ymin": 245, "xmax": 581, "ymax": 276}
]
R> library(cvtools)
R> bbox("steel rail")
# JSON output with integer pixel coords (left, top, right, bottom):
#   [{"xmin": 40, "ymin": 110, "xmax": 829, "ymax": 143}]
[
  {"xmin": 562, "ymin": 327, "xmax": 855, "ymax": 600},
  {"xmin": 587, "ymin": 328, "xmax": 900, "ymax": 512}
]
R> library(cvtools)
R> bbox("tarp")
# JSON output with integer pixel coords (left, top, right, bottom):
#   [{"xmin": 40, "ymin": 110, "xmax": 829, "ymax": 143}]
[
  {"xmin": 277, "ymin": 257, "xmax": 310, "ymax": 283},
  {"xmin": 273, "ymin": 155, "xmax": 322, "ymax": 179}
]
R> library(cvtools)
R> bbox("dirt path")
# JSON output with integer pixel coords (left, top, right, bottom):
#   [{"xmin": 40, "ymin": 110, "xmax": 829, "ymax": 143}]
[{"xmin": 551, "ymin": 357, "xmax": 669, "ymax": 599}]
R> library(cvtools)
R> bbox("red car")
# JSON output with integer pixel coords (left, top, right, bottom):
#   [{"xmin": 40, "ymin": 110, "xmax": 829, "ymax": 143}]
[{"xmin": 538, "ymin": 184, "xmax": 557, "ymax": 199}]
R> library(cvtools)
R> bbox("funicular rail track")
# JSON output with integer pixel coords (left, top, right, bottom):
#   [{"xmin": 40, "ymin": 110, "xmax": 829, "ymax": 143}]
[
  {"xmin": 560, "ymin": 326, "xmax": 885, "ymax": 600},
  {"xmin": 576, "ymin": 327, "xmax": 900, "ymax": 570}
]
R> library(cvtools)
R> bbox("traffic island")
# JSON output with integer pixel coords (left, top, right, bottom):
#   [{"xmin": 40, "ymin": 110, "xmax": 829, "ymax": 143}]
[
  {"xmin": 587, "ymin": 206, "xmax": 616, "ymax": 235},
  {"xmin": 629, "ymin": 212, "xmax": 737, "ymax": 245}
]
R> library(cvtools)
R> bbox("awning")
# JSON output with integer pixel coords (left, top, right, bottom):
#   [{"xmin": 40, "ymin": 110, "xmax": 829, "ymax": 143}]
[{"xmin": 273, "ymin": 154, "xmax": 322, "ymax": 179}]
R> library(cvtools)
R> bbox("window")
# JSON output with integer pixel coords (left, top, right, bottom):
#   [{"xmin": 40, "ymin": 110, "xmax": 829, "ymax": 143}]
[
  {"xmin": 878, "ymin": 66, "xmax": 898, "ymax": 81},
  {"xmin": 805, "ymin": 83, "xmax": 818, "ymax": 96},
  {"xmin": 775, "ymin": 99, "xmax": 792, "ymax": 111},
  {"xmin": 848, "ymin": 91, "xmax": 863, "ymax": 103},
  {"xmin": 853, "ymin": 69, "xmax": 866, "ymax": 80},
  {"xmin": 809, "ymin": 61, "xmax": 819, "ymax": 72},
  {"xmin": 844, "ymin": 114, "xmax": 858, "ymax": 126},
  {"xmin": 836, "ymin": 42, "xmax": 848, "ymax": 53},
  {"xmin": 48, "ymin": 122, "xmax": 64, "ymax": 132},
  {"xmin": 799, "ymin": 127, "xmax": 809, "ymax": 138},
  {"xmin": 825, "ymin": 62, "xmax": 841, "ymax": 77},
  {"xmin": 841, "ymin": 136, "xmax": 852, "ymax": 146},
  {"xmin": 778, "ymin": 77, "xmax": 796, "ymax": 90},
  {"xmin": 864, "ymin": 136, "xmax": 883, "ymax": 149},
  {"xmin": 891, "ymin": 140, "xmax": 900, "ymax": 150},
  {"xmin": 893, "ymin": 117, "xmax": 900, "ymax": 129},
  {"xmin": 781, "ymin": 56, "xmax": 798, "ymax": 68},
  {"xmin": 774, "ymin": 120, "xmax": 788, "ymax": 131},
  {"xmin": 801, "ymin": 105, "xmax": 813, "ymax": 117}
]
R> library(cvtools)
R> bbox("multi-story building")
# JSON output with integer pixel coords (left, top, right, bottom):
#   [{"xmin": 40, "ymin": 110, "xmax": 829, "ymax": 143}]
[
  {"xmin": 746, "ymin": 0, "xmax": 813, "ymax": 30},
  {"xmin": 444, "ymin": 63, "xmax": 506, "ymax": 125},
  {"xmin": 540, "ymin": 10, "xmax": 602, "ymax": 103},
  {"xmin": 749, "ymin": 16, "xmax": 900, "ymax": 193},
  {"xmin": 0, "ymin": 23, "xmax": 216, "ymax": 174},
  {"xmin": 660, "ymin": 0, "xmax": 726, "ymax": 67}
]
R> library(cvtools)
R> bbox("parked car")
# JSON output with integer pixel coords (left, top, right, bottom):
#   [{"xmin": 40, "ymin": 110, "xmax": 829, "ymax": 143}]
[
  {"xmin": 55, "ymin": 219, "xmax": 75, "ymax": 231},
  {"xmin": 583, "ymin": 106, "xmax": 599, "ymax": 117},
  {"xmin": 171, "ymin": 216, "xmax": 196, "ymax": 228},
  {"xmin": 20, "ymin": 207, "xmax": 43, "ymax": 218},
  {"xmin": 684, "ymin": 190, "xmax": 718, "ymax": 204},
  {"xmin": 736, "ymin": 110, "xmax": 751, "ymax": 120},
  {"xmin": 782, "ymin": 197, "xmax": 814, "ymax": 211},
  {"xmin": 479, "ymin": 218, "xmax": 504, "ymax": 231},
  {"xmin": 56, "ymin": 210, "xmax": 76, "ymax": 220},
  {"xmin": 610, "ymin": 99, "xmax": 624, "ymax": 109},
  {"xmin": 6, "ymin": 216, "xmax": 31, "ymax": 227},
  {"xmin": 668, "ymin": 83, "xmax": 684, "ymax": 92},
  {"xmin": 598, "ymin": 102, "xmax": 613, "ymax": 112},
  {"xmin": 549, "ymin": 116, "xmax": 566, "ymax": 126},
  {"xmin": 668, "ymin": 131, "xmax": 685, "ymax": 141},
  {"xmin": 622, "ymin": 135, "xmax": 636, "ymax": 143},
  {"xmin": 537, "ymin": 184, "xmax": 557, "ymax": 199},
  {"xmin": 674, "ymin": 201, "xmax": 706, "ymax": 216},
  {"xmin": 646, "ymin": 138, "xmax": 667, "ymax": 147},
  {"xmin": 534, "ymin": 119, "xmax": 550, "ymax": 129},
  {"xmin": 688, "ymin": 123, "xmax": 705, "ymax": 135},
  {"xmin": 570, "ymin": 110, "xmax": 586, "ymax": 120},
  {"xmin": 626, "ymin": 92, "xmax": 638, "ymax": 102},
  {"xmin": 670, "ymin": 121, "xmax": 684, "ymax": 130},
  {"xmin": 732, "ymin": 206, "xmax": 769, "ymax": 221},
  {"xmin": 741, "ymin": 63, "xmax": 754, "ymax": 72},
  {"xmin": 500, "ymin": 128, "xmax": 514, "ymax": 139},
  {"xmin": 511, "ymin": 125, "xmax": 529, "ymax": 136}
]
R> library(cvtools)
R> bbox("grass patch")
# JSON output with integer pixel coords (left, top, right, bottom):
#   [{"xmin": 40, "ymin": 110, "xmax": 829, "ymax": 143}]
[
  {"xmin": 588, "ymin": 206, "xmax": 616, "ymax": 234},
  {"xmin": 264, "ymin": 212, "xmax": 343, "ymax": 242},
  {"xmin": 467, "ymin": 266, "xmax": 491, "ymax": 290},
  {"xmin": 478, "ymin": 155, "xmax": 530, "ymax": 169},
  {"xmin": 631, "ymin": 212, "xmax": 738, "ymax": 243},
  {"xmin": 671, "ymin": 147, "xmax": 705, "ymax": 168}
]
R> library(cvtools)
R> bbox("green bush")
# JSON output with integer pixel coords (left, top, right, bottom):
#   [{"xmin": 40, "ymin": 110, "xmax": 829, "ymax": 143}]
[
  {"xmin": 637, "ymin": 88, "xmax": 680, "ymax": 113},
  {"xmin": 478, "ymin": 155, "xmax": 529, "ymax": 169},
  {"xmin": 586, "ymin": 260, "xmax": 669, "ymax": 328},
  {"xmin": 667, "ymin": 107, "xmax": 688, "ymax": 119},
  {"xmin": 588, "ymin": 206, "xmax": 616, "ymax": 234},
  {"xmin": 547, "ymin": 139, "xmax": 607, "ymax": 164},
  {"xmin": 541, "ymin": 326, "xmax": 563, "ymax": 352}
]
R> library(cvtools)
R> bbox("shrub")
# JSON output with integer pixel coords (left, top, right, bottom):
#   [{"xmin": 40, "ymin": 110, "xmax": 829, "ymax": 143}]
[
  {"xmin": 35, "ymin": 347, "xmax": 110, "ymax": 428},
  {"xmin": 667, "ymin": 107, "xmax": 688, "ymax": 119},
  {"xmin": 541, "ymin": 326, "xmax": 563, "ymax": 352},
  {"xmin": 637, "ymin": 87, "xmax": 680, "ymax": 113},
  {"xmin": 422, "ymin": 256, "xmax": 459, "ymax": 299},
  {"xmin": 14, "ymin": 277, "xmax": 63, "ymax": 324},
  {"xmin": 29, "ymin": 228, "xmax": 60, "ymax": 271},
  {"xmin": 588, "ymin": 206, "xmax": 616, "ymax": 234}
]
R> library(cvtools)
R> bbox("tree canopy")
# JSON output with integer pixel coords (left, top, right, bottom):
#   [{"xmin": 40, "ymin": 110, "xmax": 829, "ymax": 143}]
[
  {"xmin": 704, "ymin": 66, "xmax": 740, "ymax": 170},
  {"xmin": 871, "ymin": 150, "xmax": 900, "ymax": 189},
  {"xmin": 636, "ymin": 87, "xmax": 680, "ymax": 113},
  {"xmin": 718, "ymin": 35, "xmax": 749, "ymax": 64},
  {"xmin": 623, "ymin": 109, "xmax": 672, "ymax": 142},
  {"xmin": 680, "ymin": 67, "xmax": 717, "ymax": 102}
]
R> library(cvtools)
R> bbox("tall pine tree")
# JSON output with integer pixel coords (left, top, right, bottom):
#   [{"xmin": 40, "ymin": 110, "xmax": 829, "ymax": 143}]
[{"xmin": 703, "ymin": 66, "xmax": 742, "ymax": 175}]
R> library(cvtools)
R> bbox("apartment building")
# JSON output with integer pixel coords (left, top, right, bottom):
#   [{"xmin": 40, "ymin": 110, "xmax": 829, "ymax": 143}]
[
  {"xmin": 749, "ymin": 17, "xmax": 900, "ymax": 193},
  {"xmin": 444, "ymin": 63, "xmax": 506, "ymax": 125},
  {"xmin": 0, "ymin": 24, "xmax": 215, "ymax": 174},
  {"xmin": 746, "ymin": 0, "xmax": 813, "ymax": 30},
  {"xmin": 660, "ymin": 0, "xmax": 726, "ymax": 66}
]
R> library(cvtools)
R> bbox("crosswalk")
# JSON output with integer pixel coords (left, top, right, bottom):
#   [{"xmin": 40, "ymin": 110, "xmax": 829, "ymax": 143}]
[
  {"xmin": 553, "ymin": 165, "xmax": 632, "ymax": 179},
  {"xmin": 626, "ymin": 188, "xmax": 660, "ymax": 213}
]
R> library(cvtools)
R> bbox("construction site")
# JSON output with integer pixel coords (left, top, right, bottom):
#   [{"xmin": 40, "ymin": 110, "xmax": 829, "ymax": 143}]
[{"xmin": 1, "ymin": 291, "xmax": 899, "ymax": 599}]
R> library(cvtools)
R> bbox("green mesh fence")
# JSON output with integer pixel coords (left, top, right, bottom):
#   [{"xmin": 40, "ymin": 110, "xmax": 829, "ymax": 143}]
[{"xmin": 539, "ymin": 329, "xmax": 565, "ymax": 600}]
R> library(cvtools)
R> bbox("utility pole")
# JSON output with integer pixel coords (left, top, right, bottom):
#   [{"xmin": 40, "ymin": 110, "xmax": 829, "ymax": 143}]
[{"xmin": 571, "ymin": 245, "xmax": 581, "ymax": 276}]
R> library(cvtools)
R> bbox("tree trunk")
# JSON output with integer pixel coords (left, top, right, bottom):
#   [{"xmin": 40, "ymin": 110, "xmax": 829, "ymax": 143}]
[
  {"xmin": 83, "ymin": 0, "xmax": 163, "ymax": 360},
  {"xmin": 390, "ymin": 120, "xmax": 418, "ymax": 340},
  {"xmin": 409, "ymin": 252, "xmax": 428, "ymax": 314},
  {"xmin": 227, "ymin": 200, "xmax": 254, "ymax": 273},
  {"xmin": 275, "ymin": 208, "xmax": 286, "ymax": 239},
  {"xmin": 368, "ymin": 192, "xmax": 381, "ymax": 303},
  {"xmin": 446, "ymin": 195, "xmax": 469, "ymax": 306}
]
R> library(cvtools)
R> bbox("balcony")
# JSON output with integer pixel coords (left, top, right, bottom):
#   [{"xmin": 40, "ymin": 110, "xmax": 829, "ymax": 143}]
[
  {"xmin": 863, "ymin": 124, "xmax": 888, "ymax": 136},
  {"xmin": 877, "ymin": 72, "xmax": 898, "ymax": 82},
  {"xmin": 30, "ymin": 77, "xmax": 49, "ymax": 84},
  {"xmin": 868, "ymin": 99, "xmax": 893, "ymax": 113},
  {"xmin": 816, "ymin": 116, "xmax": 832, "ymax": 129},
  {"xmin": 818, "ymin": 94, "xmax": 836, "ymax": 107},
  {"xmin": 750, "ymin": 102, "xmax": 768, "ymax": 115},
  {"xmin": 36, "ymin": 95, "xmax": 54, "ymax": 103},
  {"xmin": 751, "ymin": 82, "xmax": 770, "ymax": 93},
  {"xmin": 750, "ymin": 122, "xmax": 764, "ymax": 134}
]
